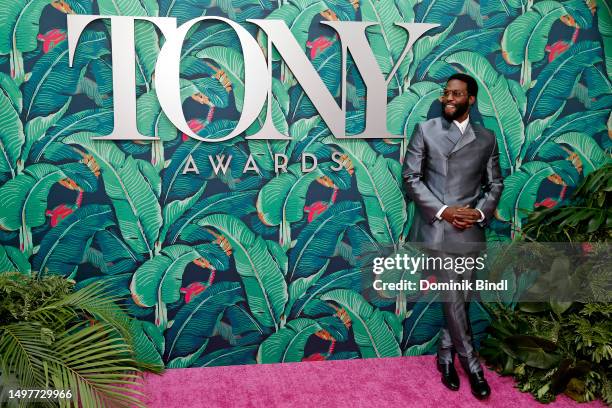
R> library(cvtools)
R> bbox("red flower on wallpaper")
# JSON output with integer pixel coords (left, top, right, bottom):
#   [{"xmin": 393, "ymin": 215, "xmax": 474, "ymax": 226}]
[
  {"xmin": 306, "ymin": 36, "xmax": 334, "ymax": 59},
  {"xmin": 545, "ymin": 41, "xmax": 570, "ymax": 62},
  {"xmin": 304, "ymin": 188, "xmax": 339, "ymax": 222},
  {"xmin": 182, "ymin": 119, "xmax": 207, "ymax": 141},
  {"xmin": 180, "ymin": 282, "xmax": 207, "ymax": 303},
  {"xmin": 302, "ymin": 353, "xmax": 327, "ymax": 362},
  {"xmin": 304, "ymin": 201, "xmax": 329, "ymax": 222},
  {"xmin": 46, "ymin": 204, "xmax": 74, "ymax": 227},
  {"xmin": 37, "ymin": 29, "xmax": 67, "ymax": 54},
  {"xmin": 535, "ymin": 197, "xmax": 558, "ymax": 208},
  {"xmin": 545, "ymin": 28, "xmax": 579, "ymax": 62}
]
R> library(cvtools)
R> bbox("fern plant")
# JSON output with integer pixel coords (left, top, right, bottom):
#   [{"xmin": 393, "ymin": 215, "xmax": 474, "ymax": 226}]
[{"xmin": 0, "ymin": 272, "xmax": 162, "ymax": 408}]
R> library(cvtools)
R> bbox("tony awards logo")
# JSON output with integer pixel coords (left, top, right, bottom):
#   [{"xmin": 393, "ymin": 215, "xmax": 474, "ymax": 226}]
[{"xmin": 68, "ymin": 15, "xmax": 438, "ymax": 143}]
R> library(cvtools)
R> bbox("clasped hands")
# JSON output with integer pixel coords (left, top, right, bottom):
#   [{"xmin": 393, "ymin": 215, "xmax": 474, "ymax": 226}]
[{"xmin": 441, "ymin": 206, "xmax": 481, "ymax": 230}]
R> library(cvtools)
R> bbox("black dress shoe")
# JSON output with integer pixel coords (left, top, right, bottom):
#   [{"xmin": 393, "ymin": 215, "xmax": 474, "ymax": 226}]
[
  {"xmin": 468, "ymin": 371, "xmax": 491, "ymax": 400},
  {"xmin": 436, "ymin": 358, "xmax": 460, "ymax": 391}
]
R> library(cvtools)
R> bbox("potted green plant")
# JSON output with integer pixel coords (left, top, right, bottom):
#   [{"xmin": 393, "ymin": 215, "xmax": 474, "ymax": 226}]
[
  {"xmin": 0, "ymin": 272, "xmax": 163, "ymax": 407},
  {"xmin": 481, "ymin": 164, "xmax": 612, "ymax": 404}
]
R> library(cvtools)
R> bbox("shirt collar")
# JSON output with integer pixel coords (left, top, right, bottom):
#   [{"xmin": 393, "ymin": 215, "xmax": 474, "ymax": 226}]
[{"xmin": 453, "ymin": 116, "xmax": 469, "ymax": 134}]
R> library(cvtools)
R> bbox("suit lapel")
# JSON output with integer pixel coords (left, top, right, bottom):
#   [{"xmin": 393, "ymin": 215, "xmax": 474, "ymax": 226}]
[
  {"xmin": 441, "ymin": 118, "xmax": 462, "ymax": 156},
  {"xmin": 450, "ymin": 121, "xmax": 477, "ymax": 154}
]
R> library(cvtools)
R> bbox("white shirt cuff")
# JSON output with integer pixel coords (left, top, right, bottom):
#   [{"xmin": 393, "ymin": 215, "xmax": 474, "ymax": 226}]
[
  {"xmin": 476, "ymin": 208, "xmax": 485, "ymax": 222},
  {"xmin": 435, "ymin": 205, "xmax": 448, "ymax": 220}
]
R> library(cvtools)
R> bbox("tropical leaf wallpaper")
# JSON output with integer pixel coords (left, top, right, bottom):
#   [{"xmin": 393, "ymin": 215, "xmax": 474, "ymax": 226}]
[{"xmin": 0, "ymin": 0, "xmax": 610, "ymax": 368}]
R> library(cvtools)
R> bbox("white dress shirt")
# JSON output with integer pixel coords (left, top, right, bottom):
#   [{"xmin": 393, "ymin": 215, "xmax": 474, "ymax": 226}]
[
  {"xmin": 435, "ymin": 116, "xmax": 485, "ymax": 223},
  {"xmin": 454, "ymin": 116, "xmax": 470, "ymax": 134}
]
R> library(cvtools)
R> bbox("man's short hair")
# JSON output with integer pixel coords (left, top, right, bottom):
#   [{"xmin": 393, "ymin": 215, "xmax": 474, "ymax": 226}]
[{"xmin": 447, "ymin": 73, "xmax": 478, "ymax": 97}]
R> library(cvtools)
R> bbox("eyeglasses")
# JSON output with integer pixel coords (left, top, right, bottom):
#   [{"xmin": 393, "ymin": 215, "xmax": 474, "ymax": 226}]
[{"xmin": 440, "ymin": 89, "xmax": 468, "ymax": 98}]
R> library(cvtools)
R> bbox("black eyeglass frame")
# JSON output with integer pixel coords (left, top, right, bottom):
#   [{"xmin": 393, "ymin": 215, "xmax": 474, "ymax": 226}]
[{"xmin": 440, "ymin": 89, "xmax": 470, "ymax": 98}]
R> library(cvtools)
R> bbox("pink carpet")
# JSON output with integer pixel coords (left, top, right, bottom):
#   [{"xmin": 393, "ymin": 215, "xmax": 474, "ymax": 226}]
[{"xmin": 142, "ymin": 356, "xmax": 606, "ymax": 408}]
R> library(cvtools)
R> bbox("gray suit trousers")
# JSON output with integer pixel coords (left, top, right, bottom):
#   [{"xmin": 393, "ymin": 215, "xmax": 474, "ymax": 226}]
[{"xmin": 431, "ymin": 250, "xmax": 481, "ymax": 374}]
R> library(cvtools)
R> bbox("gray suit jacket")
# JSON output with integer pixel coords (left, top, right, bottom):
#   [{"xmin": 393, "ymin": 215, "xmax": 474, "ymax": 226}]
[{"xmin": 402, "ymin": 117, "xmax": 503, "ymax": 252}]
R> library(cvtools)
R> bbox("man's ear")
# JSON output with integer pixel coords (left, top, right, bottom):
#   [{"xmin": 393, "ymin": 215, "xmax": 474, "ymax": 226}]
[{"xmin": 468, "ymin": 95, "xmax": 476, "ymax": 106}]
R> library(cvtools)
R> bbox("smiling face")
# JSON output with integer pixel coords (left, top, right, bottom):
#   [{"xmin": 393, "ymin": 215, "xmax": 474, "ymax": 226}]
[{"xmin": 440, "ymin": 79, "xmax": 475, "ymax": 122}]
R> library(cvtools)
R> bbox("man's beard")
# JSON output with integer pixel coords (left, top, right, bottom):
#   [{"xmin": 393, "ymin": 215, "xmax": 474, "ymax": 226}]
[{"xmin": 441, "ymin": 100, "xmax": 469, "ymax": 121}]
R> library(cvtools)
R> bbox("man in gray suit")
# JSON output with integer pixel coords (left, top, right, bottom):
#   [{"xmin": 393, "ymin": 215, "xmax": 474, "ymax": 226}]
[{"xmin": 402, "ymin": 73, "xmax": 503, "ymax": 399}]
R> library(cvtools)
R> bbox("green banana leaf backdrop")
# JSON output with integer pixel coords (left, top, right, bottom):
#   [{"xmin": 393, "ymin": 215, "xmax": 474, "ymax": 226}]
[{"xmin": 0, "ymin": 0, "xmax": 610, "ymax": 368}]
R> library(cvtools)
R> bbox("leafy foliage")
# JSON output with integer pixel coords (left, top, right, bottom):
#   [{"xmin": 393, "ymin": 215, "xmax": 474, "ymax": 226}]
[
  {"xmin": 523, "ymin": 164, "xmax": 611, "ymax": 241},
  {"xmin": 482, "ymin": 164, "xmax": 612, "ymax": 404},
  {"xmin": 0, "ymin": 272, "xmax": 162, "ymax": 407},
  {"xmin": 482, "ymin": 301, "xmax": 612, "ymax": 404}
]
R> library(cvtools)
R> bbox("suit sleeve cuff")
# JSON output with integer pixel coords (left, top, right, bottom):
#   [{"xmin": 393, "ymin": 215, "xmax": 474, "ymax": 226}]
[
  {"xmin": 476, "ymin": 208, "xmax": 485, "ymax": 222},
  {"xmin": 435, "ymin": 205, "xmax": 448, "ymax": 221}
]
